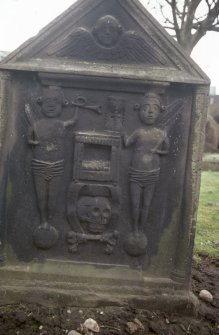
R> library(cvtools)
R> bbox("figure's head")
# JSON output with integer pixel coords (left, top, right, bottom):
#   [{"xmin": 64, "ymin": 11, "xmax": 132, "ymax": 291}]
[
  {"xmin": 37, "ymin": 87, "xmax": 65, "ymax": 118},
  {"xmin": 108, "ymin": 96, "xmax": 125, "ymax": 114},
  {"xmin": 92, "ymin": 15, "xmax": 123, "ymax": 48},
  {"xmin": 139, "ymin": 92, "xmax": 161, "ymax": 125}
]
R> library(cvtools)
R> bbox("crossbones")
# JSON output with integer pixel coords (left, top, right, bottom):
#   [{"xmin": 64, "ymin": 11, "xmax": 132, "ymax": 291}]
[{"xmin": 67, "ymin": 230, "xmax": 119, "ymax": 255}]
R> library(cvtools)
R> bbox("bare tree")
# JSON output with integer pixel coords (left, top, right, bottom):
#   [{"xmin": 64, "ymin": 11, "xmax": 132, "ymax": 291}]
[{"xmin": 144, "ymin": 0, "xmax": 219, "ymax": 54}]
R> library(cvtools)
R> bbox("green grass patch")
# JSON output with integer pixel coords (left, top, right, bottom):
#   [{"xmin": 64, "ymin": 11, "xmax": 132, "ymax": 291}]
[{"xmin": 195, "ymin": 171, "xmax": 219, "ymax": 258}]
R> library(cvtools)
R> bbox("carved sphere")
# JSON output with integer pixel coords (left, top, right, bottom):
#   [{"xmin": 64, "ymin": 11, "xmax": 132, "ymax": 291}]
[
  {"xmin": 33, "ymin": 225, "xmax": 59, "ymax": 249},
  {"xmin": 124, "ymin": 232, "xmax": 148, "ymax": 257}
]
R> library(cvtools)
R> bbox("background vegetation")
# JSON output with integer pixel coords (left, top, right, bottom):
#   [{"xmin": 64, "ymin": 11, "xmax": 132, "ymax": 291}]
[{"xmin": 195, "ymin": 170, "xmax": 219, "ymax": 258}]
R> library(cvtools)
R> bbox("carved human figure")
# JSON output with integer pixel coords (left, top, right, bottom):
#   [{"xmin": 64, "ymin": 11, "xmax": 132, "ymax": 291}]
[
  {"xmin": 124, "ymin": 93, "xmax": 169, "ymax": 256},
  {"xmin": 26, "ymin": 86, "xmax": 77, "ymax": 247}
]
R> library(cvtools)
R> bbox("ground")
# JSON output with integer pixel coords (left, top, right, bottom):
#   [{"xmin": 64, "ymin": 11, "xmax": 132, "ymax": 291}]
[{"xmin": 0, "ymin": 254, "xmax": 218, "ymax": 335}]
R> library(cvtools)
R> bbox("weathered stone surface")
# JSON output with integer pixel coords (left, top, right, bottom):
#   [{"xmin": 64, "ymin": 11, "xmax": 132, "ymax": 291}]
[{"xmin": 0, "ymin": 0, "xmax": 209, "ymax": 311}]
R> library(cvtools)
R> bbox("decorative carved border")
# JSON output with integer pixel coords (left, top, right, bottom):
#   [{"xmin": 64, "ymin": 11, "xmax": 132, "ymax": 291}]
[
  {"xmin": 0, "ymin": 71, "xmax": 12, "ymax": 263},
  {"xmin": 172, "ymin": 85, "xmax": 209, "ymax": 284}
]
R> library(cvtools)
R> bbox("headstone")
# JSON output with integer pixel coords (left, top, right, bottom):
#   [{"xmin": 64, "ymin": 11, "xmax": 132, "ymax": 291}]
[{"xmin": 0, "ymin": 0, "xmax": 209, "ymax": 312}]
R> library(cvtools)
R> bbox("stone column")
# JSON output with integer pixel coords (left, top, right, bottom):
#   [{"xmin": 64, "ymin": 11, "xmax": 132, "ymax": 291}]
[
  {"xmin": 0, "ymin": 71, "xmax": 12, "ymax": 264},
  {"xmin": 172, "ymin": 85, "xmax": 209, "ymax": 285}
]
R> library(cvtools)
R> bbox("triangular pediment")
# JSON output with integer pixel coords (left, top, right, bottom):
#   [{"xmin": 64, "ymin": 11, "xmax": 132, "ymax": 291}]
[{"xmin": 0, "ymin": 0, "xmax": 209, "ymax": 85}]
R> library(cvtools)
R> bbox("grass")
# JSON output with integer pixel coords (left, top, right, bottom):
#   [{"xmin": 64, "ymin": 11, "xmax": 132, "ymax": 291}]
[{"xmin": 195, "ymin": 171, "xmax": 219, "ymax": 258}]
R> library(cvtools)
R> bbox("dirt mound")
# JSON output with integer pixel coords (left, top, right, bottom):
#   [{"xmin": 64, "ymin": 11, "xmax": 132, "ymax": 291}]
[{"xmin": 0, "ymin": 257, "xmax": 218, "ymax": 335}]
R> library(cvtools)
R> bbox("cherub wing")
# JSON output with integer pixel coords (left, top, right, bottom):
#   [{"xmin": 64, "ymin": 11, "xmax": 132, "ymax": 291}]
[
  {"xmin": 47, "ymin": 28, "xmax": 96, "ymax": 59},
  {"xmin": 22, "ymin": 101, "xmax": 42, "ymax": 142},
  {"xmin": 24, "ymin": 103, "xmax": 34, "ymax": 126},
  {"xmin": 156, "ymin": 99, "xmax": 185, "ymax": 131},
  {"xmin": 22, "ymin": 103, "xmax": 34, "ymax": 132},
  {"xmin": 120, "ymin": 31, "xmax": 168, "ymax": 65}
]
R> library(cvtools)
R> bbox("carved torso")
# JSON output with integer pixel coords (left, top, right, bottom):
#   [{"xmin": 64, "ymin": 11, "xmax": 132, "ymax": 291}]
[
  {"xmin": 129, "ymin": 127, "xmax": 167, "ymax": 170},
  {"xmin": 29, "ymin": 119, "xmax": 66, "ymax": 161}
]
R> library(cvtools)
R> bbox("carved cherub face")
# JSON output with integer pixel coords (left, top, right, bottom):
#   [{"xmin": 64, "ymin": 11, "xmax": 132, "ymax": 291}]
[
  {"xmin": 108, "ymin": 96, "xmax": 125, "ymax": 115},
  {"xmin": 139, "ymin": 94, "xmax": 161, "ymax": 125},
  {"xmin": 93, "ymin": 15, "xmax": 123, "ymax": 48},
  {"xmin": 41, "ymin": 90, "xmax": 62, "ymax": 118},
  {"xmin": 77, "ymin": 196, "xmax": 111, "ymax": 234}
]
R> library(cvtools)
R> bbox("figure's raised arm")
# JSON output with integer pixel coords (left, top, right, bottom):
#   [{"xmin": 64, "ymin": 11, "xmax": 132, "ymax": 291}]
[
  {"xmin": 27, "ymin": 126, "xmax": 39, "ymax": 146},
  {"xmin": 63, "ymin": 108, "xmax": 78, "ymax": 128},
  {"xmin": 25, "ymin": 104, "xmax": 39, "ymax": 146},
  {"xmin": 151, "ymin": 132, "xmax": 169, "ymax": 155}
]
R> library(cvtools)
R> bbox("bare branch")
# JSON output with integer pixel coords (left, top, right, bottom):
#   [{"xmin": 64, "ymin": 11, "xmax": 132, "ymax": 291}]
[
  {"xmin": 170, "ymin": 0, "xmax": 181, "ymax": 41},
  {"xmin": 159, "ymin": 3, "xmax": 173, "ymax": 24},
  {"xmin": 183, "ymin": 0, "xmax": 202, "ymax": 32},
  {"xmin": 205, "ymin": 0, "xmax": 212, "ymax": 11},
  {"xmin": 194, "ymin": 0, "xmax": 219, "ymax": 33},
  {"xmin": 164, "ymin": 0, "xmax": 172, "ymax": 5},
  {"xmin": 210, "ymin": 26, "xmax": 219, "ymax": 31},
  {"xmin": 144, "ymin": 0, "xmax": 219, "ymax": 53},
  {"xmin": 163, "ymin": 26, "xmax": 176, "ymax": 30},
  {"xmin": 181, "ymin": 0, "xmax": 190, "ymax": 26}
]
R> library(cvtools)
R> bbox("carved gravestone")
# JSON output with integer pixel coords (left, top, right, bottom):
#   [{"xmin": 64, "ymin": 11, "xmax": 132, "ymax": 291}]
[{"xmin": 0, "ymin": 0, "xmax": 209, "ymax": 310}]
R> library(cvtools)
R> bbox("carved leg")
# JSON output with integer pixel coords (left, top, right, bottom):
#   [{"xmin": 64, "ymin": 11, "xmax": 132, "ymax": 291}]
[
  {"xmin": 124, "ymin": 182, "xmax": 147, "ymax": 257},
  {"xmin": 140, "ymin": 184, "xmax": 156, "ymax": 231},
  {"xmin": 33, "ymin": 176, "xmax": 59, "ymax": 250},
  {"xmin": 130, "ymin": 182, "xmax": 141, "ymax": 233},
  {"xmin": 33, "ymin": 175, "xmax": 49, "ymax": 227},
  {"xmin": 48, "ymin": 176, "xmax": 62, "ymax": 222}
]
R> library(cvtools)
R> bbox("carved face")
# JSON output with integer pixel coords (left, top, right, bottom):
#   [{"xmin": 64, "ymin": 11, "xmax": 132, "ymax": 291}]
[
  {"xmin": 108, "ymin": 97, "xmax": 125, "ymax": 115},
  {"xmin": 77, "ymin": 196, "xmax": 111, "ymax": 234},
  {"xmin": 93, "ymin": 15, "xmax": 123, "ymax": 48},
  {"xmin": 140, "ymin": 95, "xmax": 161, "ymax": 125},
  {"xmin": 41, "ymin": 91, "xmax": 62, "ymax": 118}
]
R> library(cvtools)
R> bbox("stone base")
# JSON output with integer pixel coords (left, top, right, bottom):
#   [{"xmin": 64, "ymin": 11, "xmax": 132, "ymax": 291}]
[{"xmin": 0, "ymin": 260, "xmax": 199, "ymax": 315}]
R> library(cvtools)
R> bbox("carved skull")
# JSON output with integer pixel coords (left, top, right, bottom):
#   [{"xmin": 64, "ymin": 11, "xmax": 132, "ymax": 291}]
[{"xmin": 77, "ymin": 196, "xmax": 111, "ymax": 234}]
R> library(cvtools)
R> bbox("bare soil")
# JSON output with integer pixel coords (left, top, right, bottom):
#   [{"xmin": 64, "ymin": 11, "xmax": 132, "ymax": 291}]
[{"xmin": 0, "ymin": 255, "xmax": 218, "ymax": 335}]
